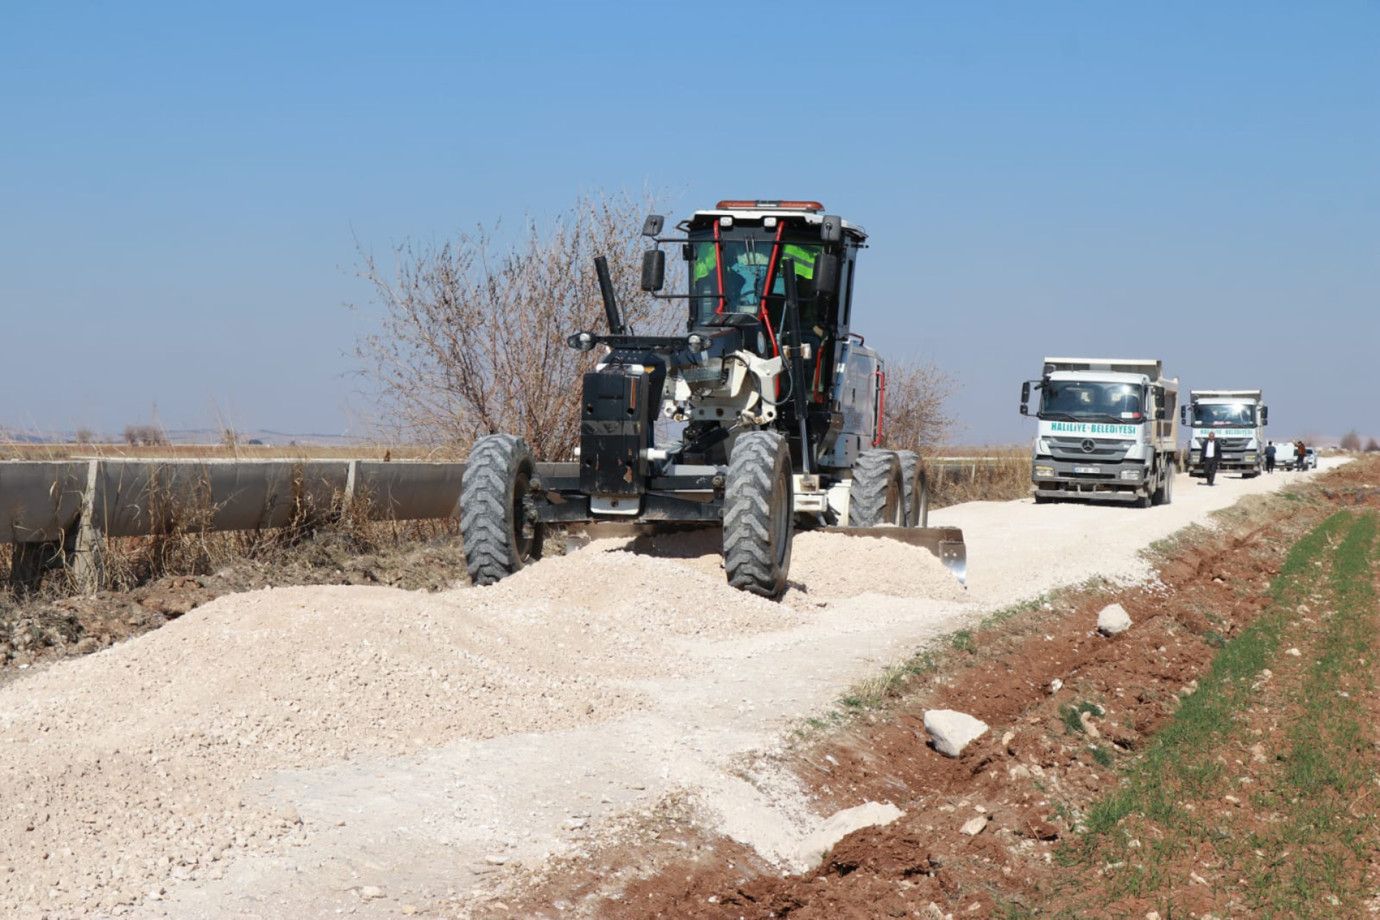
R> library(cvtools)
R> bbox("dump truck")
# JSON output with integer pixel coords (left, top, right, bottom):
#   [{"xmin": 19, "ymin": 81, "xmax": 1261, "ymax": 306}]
[
  {"xmin": 1180, "ymin": 389, "xmax": 1268, "ymax": 477},
  {"xmin": 1019, "ymin": 357, "xmax": 1179, "ymax": 507},
  {"xmin": 460, "ymin": 200, "xmax": 966, "ymax": 598}
]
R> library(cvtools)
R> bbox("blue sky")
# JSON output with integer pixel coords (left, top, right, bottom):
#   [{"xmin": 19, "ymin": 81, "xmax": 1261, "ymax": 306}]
[{"xmin": 3, "ymin": 1, "xmax": 1376, "ymax": 444}]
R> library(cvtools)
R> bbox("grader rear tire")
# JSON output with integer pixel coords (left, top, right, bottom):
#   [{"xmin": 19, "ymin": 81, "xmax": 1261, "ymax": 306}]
[
  {"xmin": 848, "ymin": 450, "xmax": 904, "ymax": 527},
  {"xmin": 723, "ymin": 432, "xmax": 793, "ymax": 600},
  {"xmin": 895, "ymin": 450, "xmax": 929, "ymax": 528},
  {"xmin": 460, "ymin": 434, "xmax": 545, "ymax": 586}
]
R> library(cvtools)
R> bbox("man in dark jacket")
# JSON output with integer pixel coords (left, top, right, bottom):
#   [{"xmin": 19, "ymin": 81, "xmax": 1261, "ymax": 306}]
[
  {"xmin": 1202, "ymin": 432, "xmax": 1222, "ymax": 485},
  {"xmin": 1265, "ymin": 441, "xmax": 1276, "ymax": 473}
]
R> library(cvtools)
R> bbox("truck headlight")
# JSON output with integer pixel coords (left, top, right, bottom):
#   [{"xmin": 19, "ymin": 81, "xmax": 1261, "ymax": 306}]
[
  {"xmin": 1119, "ymin": 469, "xmax": 1142, "ymax": 481},
  {"xmin": 1245, "ymin": 452, "xmax": 1257, "ymax": 460},
  {"xmin": 1034, "ymin": 465, "xmax": 1055, "ymax": 478}
]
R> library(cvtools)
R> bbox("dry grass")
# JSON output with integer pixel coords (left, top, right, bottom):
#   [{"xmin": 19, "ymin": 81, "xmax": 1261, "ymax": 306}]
[
  {"xmin": 926, "ymin": 445, "xmax": 1031, "ymax": 509},
  {"xmin": 0, "ymin": 442, "xmax": 459, "ymax": 462},
  {"xmin": 0, "ymin": 458, "xmax": 459, "ymax": 599}
]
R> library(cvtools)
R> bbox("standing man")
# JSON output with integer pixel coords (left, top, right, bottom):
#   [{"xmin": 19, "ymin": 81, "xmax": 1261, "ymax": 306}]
[
  {"xmin": 1202, "ymin": 432, "xmax": 1222, "ymax": 486},
  {"xmin": 1265, "ymin": 440, "xmax": 1277, "ymax": 474},
  {"xmin": 1296, "ymin": 440, "xmax": 1307, "ymax": 472}
]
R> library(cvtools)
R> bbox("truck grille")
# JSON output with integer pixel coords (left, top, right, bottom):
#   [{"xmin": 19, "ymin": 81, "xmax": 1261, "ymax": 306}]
[{"xmin": 1047, "ymin": 437, "xmax": 1132, "ymax": 462}]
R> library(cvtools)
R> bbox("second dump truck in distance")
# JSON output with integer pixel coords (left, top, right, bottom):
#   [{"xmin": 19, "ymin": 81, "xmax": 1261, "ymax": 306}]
[{"xmin": 1181, "ymin": 389, "xmax": 1268, "ymax": 477}]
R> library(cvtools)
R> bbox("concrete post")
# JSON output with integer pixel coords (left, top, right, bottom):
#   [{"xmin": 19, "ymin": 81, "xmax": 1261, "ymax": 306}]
[{"xmin": 70, "ymin": 459, "xmax": 105, "ymax": 594}]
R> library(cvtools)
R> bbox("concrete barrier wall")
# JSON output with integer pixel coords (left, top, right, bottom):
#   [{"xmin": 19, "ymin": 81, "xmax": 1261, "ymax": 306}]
[
  {"xmin": 1, "ymin": 459, "xmax": 467, "ymax": 544},
  {"xmin": 0, "ymin": 461, "xmax": 90, "ymax": 543}
]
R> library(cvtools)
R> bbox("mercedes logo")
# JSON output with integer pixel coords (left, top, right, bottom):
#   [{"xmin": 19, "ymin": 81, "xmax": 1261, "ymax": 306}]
[{"xmin": 1081, "ymin": 439, "xmax": 1095, "ymax": 453}]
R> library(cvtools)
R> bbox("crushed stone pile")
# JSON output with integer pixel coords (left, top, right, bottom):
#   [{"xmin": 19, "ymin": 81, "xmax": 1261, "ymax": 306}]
[{"xmin": 0, "ymin": 529, "xmax": 960, "ymax": 915}]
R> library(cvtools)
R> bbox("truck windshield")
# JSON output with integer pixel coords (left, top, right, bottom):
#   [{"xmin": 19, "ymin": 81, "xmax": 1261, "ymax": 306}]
[
  {"xmin": 689, "ymin": 232, "xmax": 822, "ymax": 328},
  {"xmin": 1039, "ymin": 382, "xmax": 1146, "ymax": 422},
  {"xmin": 1191, "ymin": 403, "xmax": 1256, "ymax": 426}
]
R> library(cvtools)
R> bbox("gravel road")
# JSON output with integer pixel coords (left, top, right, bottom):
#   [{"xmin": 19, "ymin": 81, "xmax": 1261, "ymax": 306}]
[{"xmin": 0, "ymin": 461, "xmax": 1340, "ymax": 918}]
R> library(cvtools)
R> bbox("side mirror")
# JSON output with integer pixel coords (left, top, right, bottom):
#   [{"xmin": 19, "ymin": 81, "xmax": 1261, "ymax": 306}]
[
  {"xmin": 1261, "ymin": 406, "xmax": 1269, "ymax": 425},
  {"xmin": 1020, "ymin": 404, "xmax": 1028, "ymax": 416},
  {"xmin": 820, "ymin": 214, "xmax": 843, "ymax": 244},
  {"xmin": 641, "ymin": 250, "xmax": 666, "ymax": 292},
  {"xmin": 1156, "ymin": 406, "xmax": 1166, "ymax": 420},
  {"xmin": 1179, "ymin": 406, "xmax": 1188, "ymax": 426},
  {"xmin": 1021, "ymin": 381, "xmax": 1031, "ymax": 403},
  {"xmin": 815, "ymin": 253, "xmax": 839, "ymax": 296},
  {"xmin": 641, "ymin": 215, "xmax": 665, "ymax": 238}
]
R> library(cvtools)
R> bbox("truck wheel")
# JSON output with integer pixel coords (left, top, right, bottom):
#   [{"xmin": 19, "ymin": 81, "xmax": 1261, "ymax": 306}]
[
  {"xmin": 895, "ymin": 450, "xmax": 929, "ymax": 528},
  {"xmin": 849, "ymin": 450, "xmax": 904, "ymax": 527},
  {"xmin": 723, "ymin": 431, "xmax": 793, "ymax": 599},
  {"xmin": 1152, "ymin": 463, "xmax": 1174, "ymax": 506},
  {"xmin": 461, "ymin": 434, "xmax": 545, "ymax": 586}
]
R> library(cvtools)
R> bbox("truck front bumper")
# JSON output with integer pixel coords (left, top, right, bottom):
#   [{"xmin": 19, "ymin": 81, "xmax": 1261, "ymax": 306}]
[
  {"xmin": 1031, "ymin": 458, "xmax": 1149, "ymax": 502},
  {"xmin": 1187, "ymin": 450, "xmax": 1258, "ymax": 473}
]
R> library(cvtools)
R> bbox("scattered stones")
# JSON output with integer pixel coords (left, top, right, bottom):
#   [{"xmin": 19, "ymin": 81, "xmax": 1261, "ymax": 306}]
[
  {"xmin": 1097, "ymin": 604, "xmax": 1132, "ymax": 636},
  {"xmin": 959, "ymin": 816, "xmax": 989, "ymax": 837},
  {"xmin": 924, "ymin": 710, "xmax": 990, "ymax": 758},
  {"xmin": 1286, "ymin": 647, "xmax": 1302, "ymax": 657}
]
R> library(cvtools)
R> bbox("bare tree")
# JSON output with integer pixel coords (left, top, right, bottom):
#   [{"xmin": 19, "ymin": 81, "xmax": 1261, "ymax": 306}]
[
  {"xmin": 1340, "ymin": 429, "xmax": 1362, "ymax": 451},
  {"xmin": 1366, "ymin": 437, "xmax": 1380, "ymax": 453},
  {"xmin": 353, "ymin": 190, "xmax": 678, "ymax": 459},
  {"xmin": 878, "ymin": 358, "xmax": 960, "ymax": 452},
  {"xmin": 122, "ymin": 424, "xmax": 169, "ymax": 447}
]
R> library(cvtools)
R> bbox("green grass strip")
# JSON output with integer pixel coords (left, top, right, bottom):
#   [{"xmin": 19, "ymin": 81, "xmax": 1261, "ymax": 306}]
[
  {"xmin": 1241, "ymin": 513, "xmax": 1378, "ymax": 918},
  {"xmin": 1050, "ymin": 511, "xmax": 1355, "ymax": 910}
]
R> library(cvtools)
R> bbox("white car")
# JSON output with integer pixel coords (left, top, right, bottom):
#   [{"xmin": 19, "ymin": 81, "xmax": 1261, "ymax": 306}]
[{"xmin": 1275, "ymin": 446, "xmax": 1317, "ymax": 471}]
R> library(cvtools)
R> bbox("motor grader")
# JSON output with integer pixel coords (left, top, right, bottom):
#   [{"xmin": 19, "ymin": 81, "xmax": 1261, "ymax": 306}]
[{"xmin": 460, "ymin": 200, "xmax": 965, "ymax": 598}]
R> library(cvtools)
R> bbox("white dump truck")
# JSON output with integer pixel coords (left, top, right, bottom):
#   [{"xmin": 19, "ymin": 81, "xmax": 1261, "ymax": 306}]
[
  {"xmin": 1180, "ymin": 389, "xmax": 1268, "ymax": 477},
  {"xmin": 1019, "ymin": 357, "xmax": 1180, "ymax": 507}
]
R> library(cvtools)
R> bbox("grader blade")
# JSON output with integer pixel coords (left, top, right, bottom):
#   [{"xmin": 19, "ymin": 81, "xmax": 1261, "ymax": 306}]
[{"xmin": 832, "ymin": 526, "xmax": 968, "ymax": 586}]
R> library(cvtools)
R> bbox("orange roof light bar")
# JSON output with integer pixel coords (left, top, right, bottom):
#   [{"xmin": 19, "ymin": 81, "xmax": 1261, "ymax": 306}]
[{"xmin": 715, "ymin": 200, "xmax": 825, "ymax": 211}]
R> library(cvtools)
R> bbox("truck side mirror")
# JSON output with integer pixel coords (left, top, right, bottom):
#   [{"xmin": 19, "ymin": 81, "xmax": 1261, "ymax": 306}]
[
  {"xmin": 641, "ymin": 215, "xmax": 665, "ymax": 238},
  {"xmin": 1020, "ymin": 381, "xmax": 1030, "ymax": 415},
  {"xmin": 1156, "ymin": 407, "xmax": 1166, "ymax": 420},
  {"xmin": 1261, "ymin": 406, "xmax": 1269, "ymax": 425},
  {"xmin": 1179, "ymin": 406, "xmax": 1187, "ymax": 426},
  {"xmin": 641, "ymin": 249, "xmax": 665, "ymax": 292},
  {"xmin": 815, "ymin": 253, "xmax": 839, "ymax": 297},
  {"xmin": 820, "ymin": 214, "xmax": 843, "ymax": 244}
]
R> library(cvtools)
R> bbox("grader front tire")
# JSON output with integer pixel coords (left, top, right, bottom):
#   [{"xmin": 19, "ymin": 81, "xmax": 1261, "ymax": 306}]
[
  {"xmin": 460, "ymin": 434, "xmax": 544, "ymax": 586},
  {"xmin": 723, "ymin": 432, "xmax": 794, "ymax": 600}
]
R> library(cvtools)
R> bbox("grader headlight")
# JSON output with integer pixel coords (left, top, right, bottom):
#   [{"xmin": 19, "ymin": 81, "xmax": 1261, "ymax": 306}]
[{"xmin": 681, "ymin": 358, "xmax": 727, "ymax": 389}]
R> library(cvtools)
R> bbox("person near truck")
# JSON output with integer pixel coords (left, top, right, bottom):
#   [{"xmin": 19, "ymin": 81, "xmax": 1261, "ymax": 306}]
[
  {"xmin": 1265, "ymin": 441, "xmax": 1276, "ymax": 473},
  {"xmin": 1202, "ymin": 432, "xmax": 1222, "ymax": 486},
  {"xmin": 1296, "ymin": 440, "xmax": 1307, "ymax": 471}
]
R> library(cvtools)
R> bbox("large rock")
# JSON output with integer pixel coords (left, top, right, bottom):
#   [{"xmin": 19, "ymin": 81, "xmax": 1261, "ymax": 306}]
[
  {"xmin": 799, "ymin": 801, "xmax": 904, "ymax": 868},
  {"xmin": 1097, "ymin": 603, "xmax": 1132, "ymax": 636},
  {"xmin": 924, "ymin": 709, "xmax": 989, "ymax": 758}
]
